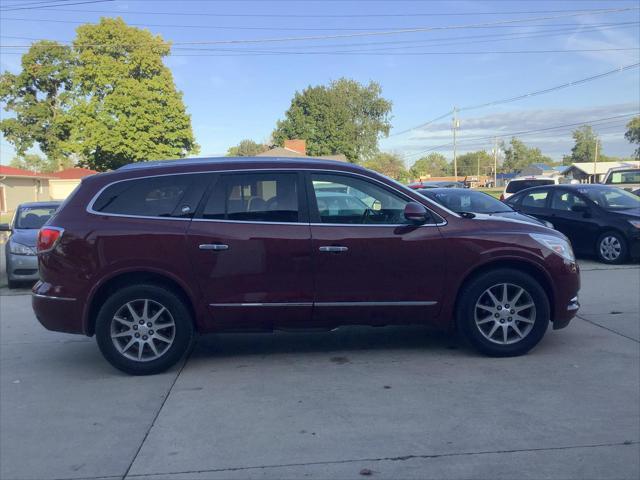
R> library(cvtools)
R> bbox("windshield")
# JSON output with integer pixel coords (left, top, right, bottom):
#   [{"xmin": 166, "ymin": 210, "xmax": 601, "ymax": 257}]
[
  {"xmin": 506, "ymin": 179, "xmax": 554, "ymax": 194},
  {"xmin": 580, "ymin": 187, "xmax": 640, "ymax": 210},
  {"xmin": 420, "ymin": 190, "xmax": 512, "ymax": 214},
  {"xmin": 15, "ymin": 206, "xmax": 58, "ymax": 229}
]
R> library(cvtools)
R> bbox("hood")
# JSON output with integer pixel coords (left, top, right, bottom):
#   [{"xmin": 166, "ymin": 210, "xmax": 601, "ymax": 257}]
[
  {"xmin": 608, "ymin": 207, "xmax": 640, "ymax": 219},
  {"xmin": 461, "ymin": 211, "xmax": 548, "ymax": 227},
  {"xmin": 9, "ymin": 228, "xmax": 39, "ymax": 247}
]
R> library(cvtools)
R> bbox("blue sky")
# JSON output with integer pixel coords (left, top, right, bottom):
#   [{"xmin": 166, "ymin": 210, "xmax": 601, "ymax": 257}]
[{"xmin": 1, "ymin": 0, "xmax": 639, "ymax": 166}]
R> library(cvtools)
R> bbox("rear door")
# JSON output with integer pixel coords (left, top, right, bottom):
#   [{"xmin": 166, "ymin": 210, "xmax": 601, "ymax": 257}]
[
  {"xmin": 515, "ymin": 188, "xmax": 554, "ymax": 223},
  {"xmin": 307, "ymin": 172, "xmax": 447, "ymax": 327},
  {"xmin": 186, "ymin": 171, "xmax": 313, "ymax": 330}
]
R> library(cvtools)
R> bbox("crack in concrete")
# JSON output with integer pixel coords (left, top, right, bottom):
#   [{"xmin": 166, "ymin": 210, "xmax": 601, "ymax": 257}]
[
  {"xmin": 124, "ymin": 441, "xmax": 639, "ymax": 478},
  {"xmin": 577, "ymin": 314, "xmax": 640, "ymax": 343}
]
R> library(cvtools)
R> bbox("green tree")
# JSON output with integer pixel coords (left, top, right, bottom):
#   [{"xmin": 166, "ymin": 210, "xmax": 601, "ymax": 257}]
[
  {"xmin": 9, "ymin": 153, "xmax": 74, "ymax": 173},
  {"xmin": 227, "ymin": 139, "xmax": 269, "ymax": 156},
  {"xmin": 625, "ymin": 116, "xmax": 640, "ymax": 160},
  {"xmin": 66, "ymin": 18, "xmax": 198, "ymax": 171},
  {"xmin": 0, "ymin": 41, "xmax": 74, "ymax": 168},
  {"xmin": 456, "ymin": 150, "xmax": 493, "ymax": 177},
  {"xmin": 272, "ymin": 78, "xmax": 392, "ymax": 163},
  {"xmin": 563, "ymin": 125, "xmax": 600, "ymax": 165},
  {"xmin": 501, "ymin": 137, "xmax": 552, "ymax": 173},
  {"xmin": 362, "ymin": 152, "xmax": 408, "ymax": 182},
  {"xmin": 409, "ymin": 153, "xmax": 451, "ymax": 179}
]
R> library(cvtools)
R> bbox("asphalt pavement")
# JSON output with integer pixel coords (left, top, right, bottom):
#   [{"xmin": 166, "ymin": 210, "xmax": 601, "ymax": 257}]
[{"xmin": 0, "ymin": 246, "xmax": 638, "ymax": 479}]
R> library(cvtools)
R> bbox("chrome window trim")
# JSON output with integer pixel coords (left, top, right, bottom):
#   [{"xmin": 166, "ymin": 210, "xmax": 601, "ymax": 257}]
[
  {"xmin": 85, "ymin": 168, "xmax": 454, "ymax": 224},
  {"xmin": 209, "ymin": 301, "xmax": 437, "ymax": 307},
  {"xmin": 32, "ymin": 293, "xmax": 77, "ymax": 302}
]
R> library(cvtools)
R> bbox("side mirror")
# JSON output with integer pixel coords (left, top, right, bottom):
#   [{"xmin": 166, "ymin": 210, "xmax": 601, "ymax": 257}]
[
  {"xmin": 404, "ymin": 202, "xmax": 429, "ymax": 224},
  {"xmin": 0, "ymin": 223, "xmax": 11, "ymax": 232}
]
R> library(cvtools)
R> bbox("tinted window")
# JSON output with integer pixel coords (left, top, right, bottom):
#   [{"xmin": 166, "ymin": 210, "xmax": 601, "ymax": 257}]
[
  {"xmin": 15, "ymin": 206, "xmax": 58, "ymax": 229},
  {"xmin": 93, "ymin": 175, "xmax": 193, "ymax": 218},
  {"xmin": 580, "ymin": 186, "xmax": 640, "ymax": 210},
  {"xmin": 506, "ymin": 179, "xmax": 554, "ymax": 194},
  {"xmin": 202, "ymin": 173, "xmax": 299, "ymax": 223},
  {"xmin": 521, "ymin": 190, "xmax": 549, "ymax": 208},
  {"xmin": 311, "ymin": 173, "xmax": 415, "ymax": 225},
  {"xmin": 606, "ymin": 170, "xmax": 640, "ymax": 185},
  {"xmin": 550, "ymin": 191, "xmax": 587, "ymax": 212}
]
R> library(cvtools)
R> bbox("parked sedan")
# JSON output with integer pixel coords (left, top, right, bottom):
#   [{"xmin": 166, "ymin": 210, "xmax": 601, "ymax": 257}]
[
  {"xmin": 1, "ymin": 201, "xmax": 61, "ymax": 288},
  {"xmin": 418, "ymin": 188, "xmax": 554, "ymax": 228},
  {"xmin": 505, "ymin": 184, "xmax": 640, "ymax": 264}
]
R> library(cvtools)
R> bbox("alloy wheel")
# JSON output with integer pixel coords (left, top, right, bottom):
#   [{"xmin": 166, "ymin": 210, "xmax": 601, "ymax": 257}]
[
  {"xmin": 474, "ymin": 283, "xmax": 536, "ymax": 345},
  {"xmin": 110, "ymin": 299, "xmax": 176, "ymax": 362},
  {"xmin": 599, "ymin": 235, "xmax": 622, "ymax": 262}
]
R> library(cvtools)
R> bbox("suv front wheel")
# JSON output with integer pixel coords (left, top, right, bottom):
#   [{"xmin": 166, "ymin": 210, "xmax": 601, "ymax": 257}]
[
  {"xmin": 457, "ymin": 269, "xmax": 550, "ymax": 357},
  {"xmin": 95, "ymin": 284, "xmax": 194, "ymax": 375}
]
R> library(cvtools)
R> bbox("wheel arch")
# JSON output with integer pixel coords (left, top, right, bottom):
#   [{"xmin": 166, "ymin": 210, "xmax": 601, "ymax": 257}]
[
  {"xmin": 451, "ymin": 258, "xmax": 555, "ymax": 330},
  {"xmin": 84, "ymin": 270, "xmax": 198, "ymax": 336}
]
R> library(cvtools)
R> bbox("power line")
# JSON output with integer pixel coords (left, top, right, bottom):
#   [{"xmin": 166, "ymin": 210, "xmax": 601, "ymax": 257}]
[
  {"xmin": 3, "ymin": 5, "xmax": 634, "ymax": 17},
  {"xmin": 4, "ymin": 22, "xmax": 636, "ymax": 50},
  {"xmin": 402, "ymin": 113, "xmax": 639, "ymax": 158},
  {"xmin": 0, "ymin": 0, "xmax": 113, "ymax": 12},
  {"xmin": 391, "ymin": 63, "xmax": 640, "ymax": 137},
  {"xmin": 1, "ymin": 6, "xmax": 638, "ymax": 41}
]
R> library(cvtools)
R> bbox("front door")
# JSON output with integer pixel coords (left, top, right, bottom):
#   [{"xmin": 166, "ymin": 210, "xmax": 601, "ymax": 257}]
[
  {"xmin": 307, "ymin": 172, "xmax": 446, "ymax": 326},
  {"xmin": 186, "ymin": 171, "xmax": 313, "ymax": 330},
  {"xmin": 548, "ymin": 189, "xmax": 598, "ymax": 254}
]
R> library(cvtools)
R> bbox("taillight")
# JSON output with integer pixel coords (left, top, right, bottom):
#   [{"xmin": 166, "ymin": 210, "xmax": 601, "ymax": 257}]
[
  {"xmin": 499, "ymin": 193, "xmax": 505, "ymax": 201},
  {"xmin": 37, "ymin": 227, "xmax": 64, "ymax": 253}
]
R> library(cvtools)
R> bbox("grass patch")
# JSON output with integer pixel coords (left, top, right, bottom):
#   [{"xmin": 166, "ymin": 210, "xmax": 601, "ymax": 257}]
[{"xmin": 476, "ymin": 188, "xmax": 503, "ymax": 199}]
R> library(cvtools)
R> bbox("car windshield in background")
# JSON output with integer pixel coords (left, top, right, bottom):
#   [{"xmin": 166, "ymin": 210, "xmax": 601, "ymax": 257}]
[
  {"xmin": 421, "ymin": 189, "xmax": 512, "ymax": 214},
  {"xmin": 605, "ymin": 169, "xmax": 640, "ymax": 185},
  {"xmin": 505, "ymin": 179, "xmax": 555, "ymax": 194},
  {"xmin": 580, "ymin": 186, "xmax": 640, "ymax": 210},
  {"xmin": 15, "ymin": 207, "xmax": 57, "ymax": 229}
]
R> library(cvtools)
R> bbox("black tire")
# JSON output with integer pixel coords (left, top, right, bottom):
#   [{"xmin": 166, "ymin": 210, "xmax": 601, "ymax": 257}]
[
  {"xmin": 456, "ymin": 268, "xmax": 550, "ymax": 357},
  {"xmin": 95, "ymin": 283, "xmax": 194, "ymax": 375},
  {"xmin": 7, "ymin": 278, "xmax": 19, "ymax": 289},
  {"xmin": 596, "ymin": 231, "xmax": 627, "ymax": 264}
]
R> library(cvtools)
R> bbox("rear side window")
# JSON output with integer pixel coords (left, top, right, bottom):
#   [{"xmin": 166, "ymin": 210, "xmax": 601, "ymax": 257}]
[
  {"xmin": 201, "ymin": 173, "xmax": 300, "ymax": 223},
  {"xmin": 92, "ymin": 175, "xmax": 194, "ymax": 218},
  {"xmin": 521, "ymin": 190, "xmax": 549, "ymax": 208},
  {"xmin": 506, "ymin": 179, "xmax": 554, "ymax": 194}
]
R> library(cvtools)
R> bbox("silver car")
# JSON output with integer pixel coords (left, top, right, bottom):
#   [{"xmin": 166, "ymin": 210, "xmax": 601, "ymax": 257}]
[{"xmin": 1, "ymin": 201, "xmax": 61, "ymax": 289}]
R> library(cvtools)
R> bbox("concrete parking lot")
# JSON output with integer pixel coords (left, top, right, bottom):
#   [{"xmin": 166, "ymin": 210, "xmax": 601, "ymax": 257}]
[{"xmin": 0, "ymin": 245, "xmax": 638, "ymax": 479}]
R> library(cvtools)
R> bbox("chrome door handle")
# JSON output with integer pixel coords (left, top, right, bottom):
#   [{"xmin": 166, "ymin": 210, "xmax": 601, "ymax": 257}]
[
  {"xmin": 199, "ymin": 244, "xmax": 229, "ymax": 251},
  {"xmin": 319, "ymin": 246, "xmax": 348, "ymax": 253}
]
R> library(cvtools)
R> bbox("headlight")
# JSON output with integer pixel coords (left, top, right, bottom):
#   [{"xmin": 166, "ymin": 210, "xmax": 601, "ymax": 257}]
[
  {"xmin": 529, "ymin": 233, "xmax": 575, "ymax": 262},
  {"xmin": 9, "ymin": 241, "xmax": 36, "ymax": 256},
  {"xmin": 629, "ymin": 220, "xmax": 640, "ymax": 229}
]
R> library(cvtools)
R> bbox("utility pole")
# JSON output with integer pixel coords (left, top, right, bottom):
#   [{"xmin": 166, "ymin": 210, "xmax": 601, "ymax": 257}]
[
  {"xmin": 452, "ymin": 107, "xmax": 459, "ymax": 180},
  {"xmin": 493, "ymin": 137, "xmax": 498, "ymax": 188},
  {"xmin": 592, "ymin": 140, "xmax": 599, "ymax": 184}
]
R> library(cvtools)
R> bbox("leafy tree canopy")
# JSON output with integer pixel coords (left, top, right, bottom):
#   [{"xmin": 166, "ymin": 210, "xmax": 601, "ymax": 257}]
[
  {"xmin": 227, "ymin": 139, "xmax": 269, "ymax": 156},
  {"xmin": 563, "ymin": 125, "xmax": 601, "ymax": 165},
  {"xmin": 456, "ymin": 150, "xmax": 493, "ymax": 177},
  {"xmin": 501, "ymin": 137, "xmax": 553, "ymax": 173},
  {"xmin": 625, "ymin": 116, "xmax": 640, "ymax": 160},
  {"xmin": 362, "ymin": 152, "xmax": 408, "ymax": 182},
  {"xmin": 409, "ymin": 153, "xmax": 451, "ymax": 179},
  {"xmin": 272, "ymin": 78, "xmax": 392, "ymax": 163},
  {"xmin": 0, "ymin": 41, "xmax": 74, "ymax": 166},
  {"xmin": 65, "ymin": 18, "xmax": 198, "ymax": 170}
]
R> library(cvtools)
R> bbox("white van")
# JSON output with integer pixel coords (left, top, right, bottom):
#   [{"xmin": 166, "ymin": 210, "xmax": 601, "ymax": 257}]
[{"xmin": 500, "ymin": 176, "xmax": 562, "ymax": 201}]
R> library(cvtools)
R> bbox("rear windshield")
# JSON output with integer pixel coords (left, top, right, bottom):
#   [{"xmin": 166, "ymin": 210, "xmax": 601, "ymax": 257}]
[
  {"xmin": 506, "ymin": 179, "xmax": 555, "ymax": 194},
  {"xmin": 605, "ymin": 170, "xmax": 640, "ymax": 185},
  {"xmin": 15, "ymin": 206, "xmax": 58, "ymax": 229}
]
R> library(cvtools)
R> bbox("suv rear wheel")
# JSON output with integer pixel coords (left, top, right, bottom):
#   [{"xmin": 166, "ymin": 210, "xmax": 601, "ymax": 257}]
[
  {"xmin": 457, "ymin": 269, "xmax": 550, "ymax": 356},
  {"xmin": 95, "ymin": 284, "xmax": 194, "ymax": 375}
]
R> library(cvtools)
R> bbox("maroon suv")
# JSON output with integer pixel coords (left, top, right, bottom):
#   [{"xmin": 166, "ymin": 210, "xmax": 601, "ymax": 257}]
[{"xmin": 32, "ymin": 158, "xmax": 580, "ymax": 375}]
